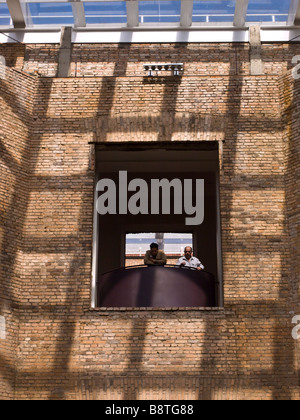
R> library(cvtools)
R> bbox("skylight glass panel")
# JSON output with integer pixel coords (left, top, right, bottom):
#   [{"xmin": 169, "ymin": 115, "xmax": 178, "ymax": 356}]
[
  {"xmin": 84, "ymin": 1, "xmax": 127, "ymax": 25},
  {"xmin": 139, "ymin": 1, "xmax": 181, "ymax": 24},
  {"xmin": 0, "ymin": 3, "xmax": 11, "ymax": 26},
  {"xmin": 28, "ymin": 3, "xmax": 74, "ymax": 26},
  {"xmin": 192, "ymin": 0, "xmax": 236, "ymax": 23},
  {"xmin": 246, "ymin": 0, "xmax": 290, "ymax": 23}
]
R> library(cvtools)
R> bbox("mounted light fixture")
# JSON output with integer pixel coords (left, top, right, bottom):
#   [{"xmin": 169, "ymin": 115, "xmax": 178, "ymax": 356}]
[{"xmin": 144, "ymin": 63, "xmax": 184, "ymax": 76}]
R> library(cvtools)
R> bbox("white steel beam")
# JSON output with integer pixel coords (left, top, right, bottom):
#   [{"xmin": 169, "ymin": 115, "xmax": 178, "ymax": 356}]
[
  {"xmin": 288, "ymin": 0, "xmax": 300, "ymax": 26},
  {"xmin": 6, "ymin": 0, "xmax": 26, "ymax": 28},
  {"xmin": 126, "ymin": 0, "xmax": 139, "ymax": 28},
  {"xmin": 71, "ymin": 1, "xmax": 86, "ymax": 28},
  {"xmin": 180, "ymin": 0, "xmax": 194, "ymax": 28},
  {"xmin": 233, "ymin": 0, "xmax": 249, "ymax": 27}
]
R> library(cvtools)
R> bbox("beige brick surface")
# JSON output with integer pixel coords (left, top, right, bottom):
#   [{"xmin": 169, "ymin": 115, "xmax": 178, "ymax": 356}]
[{"xmin": 0, "ymin": 42, "xmax": 299, "ymax": 400}]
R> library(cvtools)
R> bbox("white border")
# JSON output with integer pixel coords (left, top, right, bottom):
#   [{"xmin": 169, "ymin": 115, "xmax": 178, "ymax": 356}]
[
  {"xmin": 261, "ymin": 28, "xmax": 300, "ymax": 42},
  {"xmin": 1, "ymin": 28, "xmax": 300, "ymax": 44},
  {"xmin": 72, "ymin": 29, "xmax": 249, "ymax": 43},
  {"xmin": 0, "ymin": 28, "xmax": 249, "ymax": 45},
  {"xmin": 0, "ymin": 30, "xmax": 61, "ymax": 43}
]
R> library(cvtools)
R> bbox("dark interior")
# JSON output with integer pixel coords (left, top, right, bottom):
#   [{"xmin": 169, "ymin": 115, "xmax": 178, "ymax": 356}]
[{"xmin": 95, "ymin": 142, "xmax": 222, "ymax": 306}]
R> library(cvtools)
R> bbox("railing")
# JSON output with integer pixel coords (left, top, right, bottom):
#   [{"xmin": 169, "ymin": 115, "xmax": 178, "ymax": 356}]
[
  {"xmin": 97, "ymin": 264, "xmax": 217, "ymax": 308},
  {"xmin": 102, "ymin": 264, "xmax": 209, "ymax": 275}
]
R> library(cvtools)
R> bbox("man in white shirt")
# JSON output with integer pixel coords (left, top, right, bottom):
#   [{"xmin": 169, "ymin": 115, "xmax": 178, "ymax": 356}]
[{"xmin": 176, "ymin": 246, "xmax": 204, "ymax": 271}]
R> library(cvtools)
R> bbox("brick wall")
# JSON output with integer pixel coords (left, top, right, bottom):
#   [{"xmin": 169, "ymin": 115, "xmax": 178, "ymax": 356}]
[
  {"xmin": 0, "ymin": 42, "xmax": 299, "ymax": 399},
  {"xmin": 0, "ymin": 44, "xmax": 25, "ymax": 71},
  {"xmin": 279, "ymin": 70, "xmax": 300, "ymax": 380},
  {"xmin": 17, "ymin": 43, "xmax": 300, "ymax": 78},
  {"xmin": 279, "ymin": 71, "xmax": 300, "ymax": 309},
  {"xmin": 0, "ymin": 67, "xmax": 36, "ymax": 398},
  {"xmin": 1, "ymin": 42, "xmax": 300, "ymax": 79}
]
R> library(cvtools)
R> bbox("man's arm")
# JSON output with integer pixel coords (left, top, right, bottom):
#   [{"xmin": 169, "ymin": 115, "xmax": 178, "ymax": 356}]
[
  {"xmin": 154, "ymin": 251, "xmax": 167, "ymax": 266},
  {"xmin": 144, "ymin": 251, "xmax": 154, "ymax": 265},
  {"xmin": 176, "ymin": 257, "xmax": 186, "ymax": 267},
  {"xmin": 195, "ymin": 258, "xmax": 204, "ymax": 271},
  {"xmin": 176, "ymin": 257, "xmax": 183, "ymax": 266}
]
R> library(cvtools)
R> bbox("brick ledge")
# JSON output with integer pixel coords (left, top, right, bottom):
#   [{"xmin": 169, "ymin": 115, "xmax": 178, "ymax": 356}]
[{"xmin": 90, "ymin": 307, "xmax": 225, "ymax": 312}]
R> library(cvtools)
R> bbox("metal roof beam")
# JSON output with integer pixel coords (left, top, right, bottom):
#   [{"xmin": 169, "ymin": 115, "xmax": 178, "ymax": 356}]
[
  {"xmin": 71, "ymin": 1, "xmax": 86, "ymax": 28},
  {"xmin": 6, "ymin": 0, "xmax": 26, "ymax": 28},
  {"xmin": 180, "ymin": 0, "xmax": 194, "ymax": 28},
  {"xmin": 126, "ymin": 0, "xmax": 139, "ymax": 28},
  {"xmin": 288, "ymin": 0, "xmax": 300, "ymax": 26},
  {"xmin": 233, "ymin": 0, "xmax": 248, "ymax": 27}
]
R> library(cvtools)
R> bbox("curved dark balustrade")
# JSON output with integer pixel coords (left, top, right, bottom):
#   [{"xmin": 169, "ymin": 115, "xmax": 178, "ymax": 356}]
[{"xmin": 97, "ymin": 265, "xmax": 216, "ymax": 308}]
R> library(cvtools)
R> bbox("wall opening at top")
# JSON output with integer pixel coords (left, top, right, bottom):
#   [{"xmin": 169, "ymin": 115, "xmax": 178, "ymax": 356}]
[
  {"xmin": 125, "ymin": 232, "xmax": 193, "ymax": 267},
  {"xmin": 91, "ymin": 141, "xmax": 223, "ymax": 308}
]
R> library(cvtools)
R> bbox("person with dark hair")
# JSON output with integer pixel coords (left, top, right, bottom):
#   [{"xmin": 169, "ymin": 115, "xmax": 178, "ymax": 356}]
[
  {"xmin": 177, "ymin": 246, "xmax": 204, "ymax": 271},
  {"xmin": 144, "ymin": 243, "xmax": 167, "ymax": 266}
]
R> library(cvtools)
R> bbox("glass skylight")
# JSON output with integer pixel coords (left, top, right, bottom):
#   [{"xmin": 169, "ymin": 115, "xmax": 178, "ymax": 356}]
[
  {"xmin": 84, "ymin": 1, "xmax": 127, "ymax": 25},
  {"xmin": 0, "ymin": 0, "xmax": 295, "ymax": 29},
  {"xmin": 192, "ymin": 0, "xmax": 236, "ymax": 24},
  {"xmin": 246, "ymin": 0, "xmax": 290, "ymax": 23},
  {"xmin": 28, "ymin": 3, "xmax": 74, "ymax": 26},
  {"xmin": 0, "ymin": 3, "xmax": 11, "ymax": 26},
  {"xmin": 139, "ymin": 0, "xmax": 181, "ymax": 24}
]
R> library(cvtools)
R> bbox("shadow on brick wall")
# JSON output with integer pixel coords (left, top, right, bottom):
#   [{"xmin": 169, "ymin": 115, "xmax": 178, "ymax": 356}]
[{"xmin": 0, "ymin": 41, "xmax": 299, "ymax": 399}]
